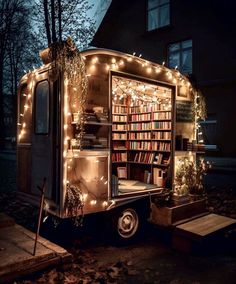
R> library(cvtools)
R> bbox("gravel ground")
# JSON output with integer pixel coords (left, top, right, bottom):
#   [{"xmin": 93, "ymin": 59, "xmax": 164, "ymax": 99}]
[{"xmin": 1, "ymin": 158, "xmax": 236, "ymax": 284}]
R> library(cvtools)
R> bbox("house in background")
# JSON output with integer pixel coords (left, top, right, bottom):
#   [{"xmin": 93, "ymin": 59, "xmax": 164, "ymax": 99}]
[
  {"xmin": 91, "ymin": 0, "xmax": 236, "ymax": 156},
  {"xmin": 92, "ymin": 0, "xmax": 112, "ymax": 32}
]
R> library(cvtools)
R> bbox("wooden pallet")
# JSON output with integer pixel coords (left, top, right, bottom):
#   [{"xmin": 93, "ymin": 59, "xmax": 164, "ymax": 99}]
[{"xmin": 0, "ymin": 215, "xmax": 72, "ymax": 284}]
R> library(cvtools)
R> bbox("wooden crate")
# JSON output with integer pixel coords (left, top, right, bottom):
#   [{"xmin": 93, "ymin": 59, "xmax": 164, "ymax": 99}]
[{"xmin": 150, "ymin": 199, "xmax": 207, "ymax": 226}]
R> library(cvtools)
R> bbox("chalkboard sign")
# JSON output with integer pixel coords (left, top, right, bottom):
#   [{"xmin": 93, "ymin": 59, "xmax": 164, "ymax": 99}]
[{"xmin": 176, "ymin": 101, "xmax": 194, "ymax": 122}]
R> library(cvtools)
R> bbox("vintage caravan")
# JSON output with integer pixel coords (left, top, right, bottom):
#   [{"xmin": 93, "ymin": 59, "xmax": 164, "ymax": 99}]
[{"xmin": 17, "ymin": 43, "xmax": 201, "ymax": 240}]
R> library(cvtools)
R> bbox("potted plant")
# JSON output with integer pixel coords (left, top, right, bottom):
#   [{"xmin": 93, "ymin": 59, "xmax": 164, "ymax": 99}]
[{"xmin": 173, "ymin": 158, "xmax": 210, "ymax": 204}]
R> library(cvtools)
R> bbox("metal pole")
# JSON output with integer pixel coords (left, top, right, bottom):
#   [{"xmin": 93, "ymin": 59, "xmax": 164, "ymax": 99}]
[{"xmin": 33, "ymin": 177, "xmax": 46, "ymax": 256}]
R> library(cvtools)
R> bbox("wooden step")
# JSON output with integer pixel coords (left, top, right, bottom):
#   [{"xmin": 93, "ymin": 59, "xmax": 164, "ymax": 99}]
[{"xmin": 172, "ymin": 213, "xmax": 236, "ymax": 253}]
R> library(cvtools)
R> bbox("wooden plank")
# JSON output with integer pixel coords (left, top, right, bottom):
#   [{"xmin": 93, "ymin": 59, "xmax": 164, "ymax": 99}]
[{"xmin": 176, "ymin": 214, "xmax": 236, "ymax": 237}]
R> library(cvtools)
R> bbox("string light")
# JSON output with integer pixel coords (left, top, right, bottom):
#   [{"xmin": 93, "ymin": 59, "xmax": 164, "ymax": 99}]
[{"xmin": 18, "ymin": 48, "xmax": 195, "ymax": 215}]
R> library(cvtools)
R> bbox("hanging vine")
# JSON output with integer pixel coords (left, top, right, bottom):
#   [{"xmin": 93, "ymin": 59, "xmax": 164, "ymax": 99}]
[
  {"xmin": 49, "ymin": 37, "xmax": 88, "ymax": 150},
  {"xmin": 64, "ymin": 184, "xmax": 84, "ymax": 226}
]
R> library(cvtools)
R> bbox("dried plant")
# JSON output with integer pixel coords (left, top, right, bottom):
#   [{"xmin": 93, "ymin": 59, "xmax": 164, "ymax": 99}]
[{"xmin": 64, "ymin": 184, "xmax": 84, "ymax": 225}]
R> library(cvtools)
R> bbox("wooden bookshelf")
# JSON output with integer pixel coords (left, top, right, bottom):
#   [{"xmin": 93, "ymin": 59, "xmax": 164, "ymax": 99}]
[{"xmin": 112, "ymin": 95, "xmax": 172, "ymax": 185}]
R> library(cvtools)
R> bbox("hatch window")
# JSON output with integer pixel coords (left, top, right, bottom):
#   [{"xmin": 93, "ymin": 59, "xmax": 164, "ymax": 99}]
[{"xmin": 35, "ymin": 80, "xmax": 49, "ymax": 134}]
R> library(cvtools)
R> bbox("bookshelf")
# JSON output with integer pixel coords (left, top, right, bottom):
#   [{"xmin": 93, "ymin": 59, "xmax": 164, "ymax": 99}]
[
  {"xmin": 112, "ymin": 94, "xmax": 172, "ymax": 187},
  {"xmin": 112, "ymin": 103, "xmax": 128, "ymax": 164}
]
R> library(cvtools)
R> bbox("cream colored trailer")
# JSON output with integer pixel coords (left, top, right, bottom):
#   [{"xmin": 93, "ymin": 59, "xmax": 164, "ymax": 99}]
[{"xmin": 17, "ymin": 48, "xmax": 197, "ymax": 240}]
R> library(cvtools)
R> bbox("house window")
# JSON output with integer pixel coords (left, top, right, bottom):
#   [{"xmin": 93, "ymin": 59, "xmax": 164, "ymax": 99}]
[
  {"xmin": 147, "ymin": 0, "xmax": 170, "ymax": 31},
  {"xmin": 35, "ymin": 80, "xmax": 50, "ymax": 134},
  {"xmin": 168, "ymin": 39, "xmax": 192, "ymax": 74}
]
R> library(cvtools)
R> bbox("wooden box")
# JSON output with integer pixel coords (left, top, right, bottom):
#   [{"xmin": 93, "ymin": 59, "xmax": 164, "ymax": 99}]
[{"xmin": 150, "ymin": 199, "xmax": 206, "ymax": 226}]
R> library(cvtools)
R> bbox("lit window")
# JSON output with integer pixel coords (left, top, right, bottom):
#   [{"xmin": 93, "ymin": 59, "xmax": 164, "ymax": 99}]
[
  {"xmin": 147, "ymin": 0, "xmax": 170, "ymax": 31},
  {"xmin": 168, "ymin": 39, "xmax": 192, "ymax": 74},
  {"xmin": 35, "ymin": 80, "xmax": 49, "ymax": 134}
]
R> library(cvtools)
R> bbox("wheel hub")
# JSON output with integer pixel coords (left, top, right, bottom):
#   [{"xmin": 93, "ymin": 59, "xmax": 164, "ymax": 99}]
[{"xmin": 117, "ymin": 209, "xmax": 139, "ymax": 238}]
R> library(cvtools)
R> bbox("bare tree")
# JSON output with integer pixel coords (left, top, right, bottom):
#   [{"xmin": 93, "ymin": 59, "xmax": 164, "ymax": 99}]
[
  {"xmin": 0, "ymin": 0, "xmax": 38, "ymax": 148},
  {"xmin": 35, "ymin": 0, "xmax": 96, "ymax": 50}
]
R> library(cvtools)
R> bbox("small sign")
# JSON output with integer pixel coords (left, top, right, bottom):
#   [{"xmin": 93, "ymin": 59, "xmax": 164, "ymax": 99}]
[{"xmin": 176, "ymin": 101, "xmax": 194, "ymax": 122}]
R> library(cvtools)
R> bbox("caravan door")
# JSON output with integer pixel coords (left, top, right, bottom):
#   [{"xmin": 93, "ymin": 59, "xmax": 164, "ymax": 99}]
[{"xmin": 31, "ymin": 72, "xmax": 59, "ymax": 203}]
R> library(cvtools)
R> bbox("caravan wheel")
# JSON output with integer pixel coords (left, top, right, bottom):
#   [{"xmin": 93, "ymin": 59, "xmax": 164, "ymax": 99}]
[{"xmin": 114, "ymin": 208, "xmax": 140, "ymax": 240}]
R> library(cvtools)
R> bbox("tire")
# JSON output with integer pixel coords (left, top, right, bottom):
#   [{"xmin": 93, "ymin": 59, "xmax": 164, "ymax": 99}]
[{"xmin": 112, "ymin": 207, "xmax": 140, "ymax": 242}]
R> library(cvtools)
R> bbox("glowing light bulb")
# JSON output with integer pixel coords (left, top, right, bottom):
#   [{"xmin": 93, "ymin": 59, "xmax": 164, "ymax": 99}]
[
  {"xmin": 90, "ymin": 200, "xmax": 97, "ymax": 205},
  {"xmin": 91, "ymin": 56, "xmax": 98, "ymax": 64},
  {"xmin": 83, "ymin": 193, "xmax": 88, "ymax": 201}
]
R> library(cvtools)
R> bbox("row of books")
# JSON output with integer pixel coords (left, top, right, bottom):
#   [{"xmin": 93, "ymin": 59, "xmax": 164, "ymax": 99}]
[
  {"xmin": 128, "ymin": 142, "xmax": 171, "ymax": 151},
  {"xmin": 130, "ymin": 105, "xmax": 152, "ymax": 114},
  {"xmin": 112, "ymin": 133, "xmax": 127, "ymax": 140},
  {"xmin": 133, "ymin": 152, "xmax": 155, "ymax": 164},
  {"xmin": 112, "ymin": 112, "xmax": 171, "ymax": 123},
  {"xmin": 129, "ymin": 122, "xmax": 171, "ymax": 130},
  {"xmin": 113, "ymin": 131, "xmax": 171, "ymax": 141},
  {"xmin": 112, "ymin": 152, "xmax": 127, "ymax": 162},
  {"xmin": 128, "ymin": 153, "xmax": 170, "ymax": 165},
  {"xmin": 130, "ymin": 113, "xmax": 152, "ymax": 121},
  {"xmin": 129, "ymin": 132, "xmax": 151, "ymax": 140},
  {"xmin": 152, "ymin": 131, "xmax": 171, "ymax": 140},
  {"xmin": 112, "ymin": 115, "xmax": 127, "ymax": 122},
  {"xmin": 153, "ymin": 111, "xmax": 171, "ymax": 120},
  {"xmin": 129, "ymin": 122, "xmax": 151, "ymax": 131},
  {"xmin": 112, "ymin": 124, "xmax": 127, "ymax": 131},
  {"xmin": 112, "ymin": 155, "xmax": 170, "ymax": 166},
  {"xmin": 152, "ymin": 121, "xmax": 171, "ymax": 129},
  {"xmin": 129, "ymin": 141, "xmax": 152, "ymax": 150},
  {"xmin": 112, "ymin": 105, "xmax": 127, "ymax": 114},
  {"xmin": 129, "ymin": 102, "xmax": 172, "ymax": 113},
  {"xmin": 152, "ymin": 141, "xmax": 171, "ymax": 151}
]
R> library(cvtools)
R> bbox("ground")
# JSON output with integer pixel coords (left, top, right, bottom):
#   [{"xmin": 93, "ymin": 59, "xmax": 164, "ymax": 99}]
[{"xmin": 1, "ymin": 156, "xmax": 236, "ymax": 284}]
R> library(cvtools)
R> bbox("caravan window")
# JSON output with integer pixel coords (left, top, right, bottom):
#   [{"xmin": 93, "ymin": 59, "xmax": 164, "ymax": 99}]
[{"xmin": 35, "ymin": 80, "xmax": 49, "ymax": 134}]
